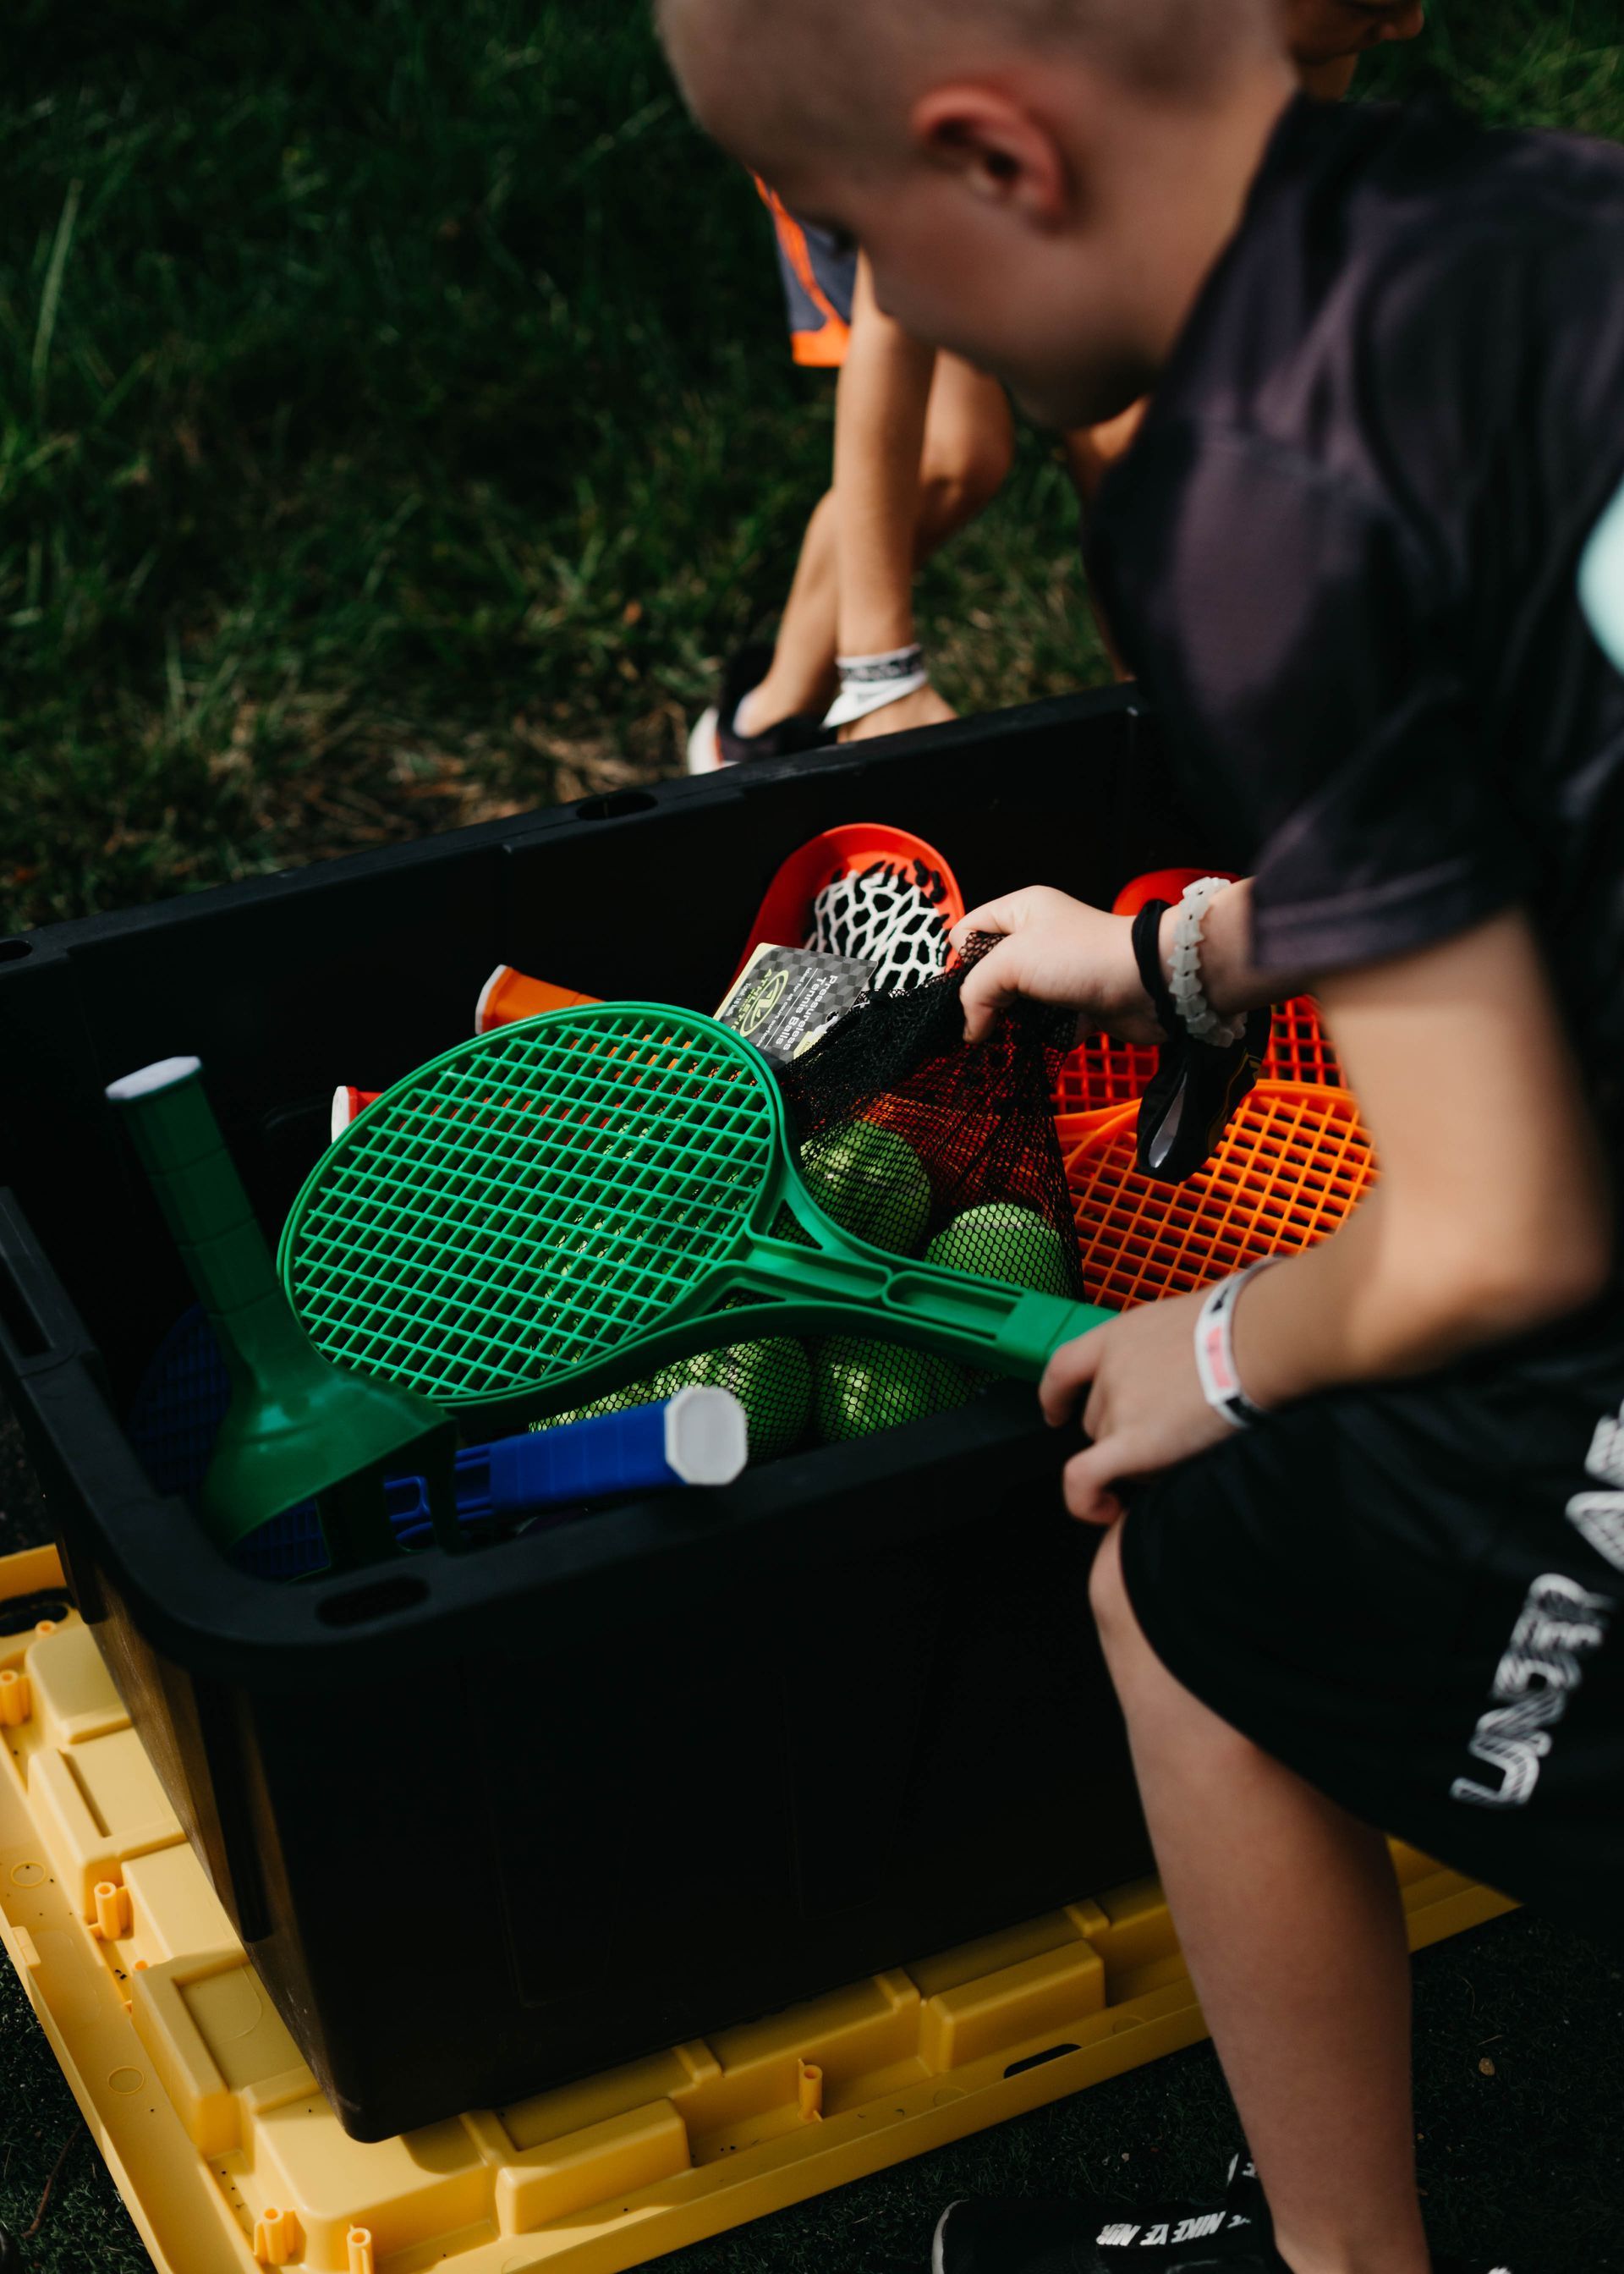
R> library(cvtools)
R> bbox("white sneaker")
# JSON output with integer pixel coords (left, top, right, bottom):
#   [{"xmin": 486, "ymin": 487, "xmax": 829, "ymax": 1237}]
[{"xmin": 686, "ymin": 705, "xmax": 723, "ymax": 774}]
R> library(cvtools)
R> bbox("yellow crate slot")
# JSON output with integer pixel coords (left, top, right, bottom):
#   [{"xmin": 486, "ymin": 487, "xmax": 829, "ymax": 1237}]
[
  {"xmin": 28, "ymin": 1716, "xmax": 184, "ymax": 1920},
  {"xmin": 124, "ymin": 1842, "xmax": 239, "ymax": 1963},
  {"xmin": 27, "ymin": 1618, "xmax": 129, "ymax": 1743},
  {"xmin": 252, "ymin": 2101, "xmax": 493, "ymax": 2266},
  {"xmin": 0, "ymin": 1549, "xmax": 1518, "ymax": 2274},
  {"xmin": 919, "ymin": 1936, "xmax": 1106, "ymax": 2074},
  {"xmin": 496, "ymin": 2102, "xmax": 692, "ymax": 2233}
]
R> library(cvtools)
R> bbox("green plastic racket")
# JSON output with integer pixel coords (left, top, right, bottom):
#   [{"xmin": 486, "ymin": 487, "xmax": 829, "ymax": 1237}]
[{"xmin": 278, "ymin": 1002, "xmax": 1113, "ymax": 1438}]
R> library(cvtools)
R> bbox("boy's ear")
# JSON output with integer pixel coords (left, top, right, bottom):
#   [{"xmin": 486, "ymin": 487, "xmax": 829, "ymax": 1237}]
[{"xmin": 909, "ymin": 85, "xmax": 1073, "ymax": 224}]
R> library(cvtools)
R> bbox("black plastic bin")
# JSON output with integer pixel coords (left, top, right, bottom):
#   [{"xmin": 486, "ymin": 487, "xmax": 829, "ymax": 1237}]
[{"xmin": 0, "ymin": 689, "xmax": 1224, "ymax": 2141}]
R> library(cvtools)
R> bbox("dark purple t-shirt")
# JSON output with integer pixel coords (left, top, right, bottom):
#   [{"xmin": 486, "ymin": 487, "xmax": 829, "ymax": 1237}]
[{"xmin": 1090, "ymin": 93, "xmax": 1624, "ymax": 1151}]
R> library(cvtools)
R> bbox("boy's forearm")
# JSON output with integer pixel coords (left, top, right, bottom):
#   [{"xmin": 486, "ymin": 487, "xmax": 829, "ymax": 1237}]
[
  {"xmin": 1232, "ymin": 1195, "xmax": 1506, "ymax": 1406},
  {"xmin": 833, "ymin": 258, "xmax": 935, "ymax": 655}
]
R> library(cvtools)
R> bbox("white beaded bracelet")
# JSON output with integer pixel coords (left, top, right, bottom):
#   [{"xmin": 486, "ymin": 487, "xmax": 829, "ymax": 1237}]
[{"xmin": 1167, "ymin": 877, "xmax": 1245, "ymax": 1048}]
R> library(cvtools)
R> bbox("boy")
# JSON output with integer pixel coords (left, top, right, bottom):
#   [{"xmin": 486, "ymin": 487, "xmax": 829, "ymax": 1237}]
[
  {"xmin": 658, "ymin": 2, "xmax": 1624, "ymax": 2271},
  {"xmin": 691, "ymin": 0, "xmax": 1426, "ymax": 768}
]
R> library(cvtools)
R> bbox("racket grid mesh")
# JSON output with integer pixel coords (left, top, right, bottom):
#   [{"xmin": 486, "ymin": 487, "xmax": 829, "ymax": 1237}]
[
  {"xmin": 1052, "ymin": 997, "xmax": 1341, "ymax": 1118},
  {"xmin": 286, "ymin": 1011, "xmax": 776, "ymax": 1399},
  {"xmin": 1065, "ymin": 1084, "xmax": 1376, "ymax": 1309}
]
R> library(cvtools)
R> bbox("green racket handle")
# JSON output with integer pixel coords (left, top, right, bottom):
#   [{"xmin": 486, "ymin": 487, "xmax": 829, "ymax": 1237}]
[
  {"xmin": 106, "ymin": 1056, "xmax": 314, "ymax": 1395},
  {"xmin": 770, "ymin": 1172, "xmax": 1112, "ymax": 1377},
  {"xmin": 496, "ymin": 1187, "xmax": 1113, "ymax": 1434}
]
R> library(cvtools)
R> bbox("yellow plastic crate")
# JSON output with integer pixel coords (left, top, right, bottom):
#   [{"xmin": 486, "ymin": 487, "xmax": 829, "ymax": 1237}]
[{"xmin": 0, "ymin": 1543, "xmax": 1515, "ymax": 2274}]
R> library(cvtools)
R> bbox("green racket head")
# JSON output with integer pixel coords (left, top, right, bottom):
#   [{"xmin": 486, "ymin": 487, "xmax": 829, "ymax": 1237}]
[{"xmin": 279, "ymin": 1004, "xmax": 787, "ymax": 1407}]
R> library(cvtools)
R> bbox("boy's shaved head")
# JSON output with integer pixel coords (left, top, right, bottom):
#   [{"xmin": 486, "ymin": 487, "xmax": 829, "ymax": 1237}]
[
  {"xmin": 662, "ymin": 0, "xmax": 1278, "ymax": 146},
  {"xmin": 662, "ymin": 0, "xmax": 1297, "ymax": 432}
]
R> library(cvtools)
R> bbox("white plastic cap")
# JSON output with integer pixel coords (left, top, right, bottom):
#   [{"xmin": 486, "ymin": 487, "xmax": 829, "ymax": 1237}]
[
  {"xmin": 663, "ymin": 1386, "xmax": 749, "ymax": 1486},
  {"xmin": 475, "ymin": 964, "xmax": 511, "ymax": 1035},
  {"xmin": 105, "ymin": 1056, "xmax": 201, "ymax": 1104}
]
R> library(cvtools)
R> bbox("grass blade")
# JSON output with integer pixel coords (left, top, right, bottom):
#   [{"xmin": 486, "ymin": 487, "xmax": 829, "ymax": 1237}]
[{"xmin": 30, "ymin": 177, "xmax": 82, "ymax": 406}]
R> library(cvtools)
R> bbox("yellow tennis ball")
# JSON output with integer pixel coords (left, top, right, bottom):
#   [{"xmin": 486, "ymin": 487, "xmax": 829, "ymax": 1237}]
[
  {"xmin": 801, "ymin": 1121, "xmax": 932, "ymax": 1256},
  {"xmin": 815, "ymin": 1337, "xmax": 968, "ymax": 1442},
  {"xmin": 678, "ymin": 1338, "xmax": 812, "ymax": 1461},
  {"xmin": 926, "ymin": 1204, "xmax": 1072, "ymax": 1295},
  {"xmin": 533, "ymin": 1341, "xmax": 810, "ymax": 1463}
]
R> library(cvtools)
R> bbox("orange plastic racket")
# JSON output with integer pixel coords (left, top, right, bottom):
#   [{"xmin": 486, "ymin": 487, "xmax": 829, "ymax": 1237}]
[
  {"xmin": 1051, "ymin": 867, "xmax": 1342, "ymax": 1116},
  {"xmin": 1053, "ymin": 998, "xmax": 1341, "ymax": 1117},
  {"xmin": 1062, "ymin": 1081, "xmax": 1377, "ymax": 1310},
  {"xmin": 1261, "ymin": 997, "xmax": 1342, "ymax": 1086}
]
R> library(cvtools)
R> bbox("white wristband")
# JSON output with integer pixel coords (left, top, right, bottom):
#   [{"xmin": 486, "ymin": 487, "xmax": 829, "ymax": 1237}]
[
  {"xmin": 1167, "ymin": 877, "xmax": 1245, "ymax": 1047},
  {"xmin": 823, "ymin": 643, "xmax": 930, "ymax": 729},
  {"xmin": 1194, "ymin": 1261, "xmax": 1276, "ymax": 1430}
]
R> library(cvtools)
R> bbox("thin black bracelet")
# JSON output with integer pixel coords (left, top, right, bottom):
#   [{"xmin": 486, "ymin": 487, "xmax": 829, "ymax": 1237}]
[{"xmin": 1131, "ymin": 899, "xmax": 1178, "ymax": 1036}]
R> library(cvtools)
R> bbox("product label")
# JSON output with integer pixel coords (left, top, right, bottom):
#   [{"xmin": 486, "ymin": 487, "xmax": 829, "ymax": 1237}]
[{"xmin": 716, "ymin": 943, "xmax": 872, "ymax": 1066}]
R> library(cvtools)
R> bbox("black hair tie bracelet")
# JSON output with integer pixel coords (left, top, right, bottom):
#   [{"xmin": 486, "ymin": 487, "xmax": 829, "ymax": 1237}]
[{"xmin": 1129, "ymin": 898, "xmax": 1271, "ymax": 1184}]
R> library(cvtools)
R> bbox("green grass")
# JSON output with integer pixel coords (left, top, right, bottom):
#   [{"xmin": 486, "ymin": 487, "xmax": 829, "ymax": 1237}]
[
  {"xmin": 0, "ymin": 0, "xmax": 1105, "ymax": 933},
  {"xmin": 7, "ymin": 1, "xmax": 1615, "ymax": 938}
]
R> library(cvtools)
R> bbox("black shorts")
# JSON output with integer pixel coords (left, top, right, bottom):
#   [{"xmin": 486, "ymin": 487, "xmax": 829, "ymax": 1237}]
[
  {"xmin": 755, "ymin": 179, "xmax": 857, "ymax": 368},
  {"xmin": 1118, "ymin": 1299, "xmax": 1624, "ymax": 1950}
]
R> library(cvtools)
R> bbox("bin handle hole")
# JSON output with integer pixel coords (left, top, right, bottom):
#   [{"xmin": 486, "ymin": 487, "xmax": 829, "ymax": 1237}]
[
  {"xmin": 574, "ymin": 789, "xmax": 657, "ymax": 822},
  {"xmin": 1003, "ymin": 2043, "xmax": 1079, "ymax": 2079},
  {"xmin": 0, "ymin": 938, "xmax": 31, "ymax": 964}
]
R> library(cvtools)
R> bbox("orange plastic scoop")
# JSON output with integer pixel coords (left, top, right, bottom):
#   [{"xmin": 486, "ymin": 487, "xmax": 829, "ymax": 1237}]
[
  {"xmin": 1051, "ymin": 866, "xmax": 1344, "ymax": 1118},
  {"xmin": 1062, "ymin": 1081, "xmax": 1377, "ymax": 1310},
  {"xmin": 731, "ymin": 822, "xmax": 965, "ymax": 991}
]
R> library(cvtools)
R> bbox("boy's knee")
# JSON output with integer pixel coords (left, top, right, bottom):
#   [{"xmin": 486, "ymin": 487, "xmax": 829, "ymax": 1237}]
[
  {"xmin": 918, "ymin": 433, "xmax": 1012, "ymax": 535},
  {"xmin": 1087, "ymin": 1520, "xmax": 1135, "ymax": 1650}
]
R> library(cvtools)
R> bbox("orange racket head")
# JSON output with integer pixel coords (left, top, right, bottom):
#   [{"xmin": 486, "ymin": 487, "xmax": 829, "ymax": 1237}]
[
  {"xmin": 1261, "ymin": 996, "xmax": 1342, "ymax": 1086},
  {"xmin": 1052, "ymin": 1030, "xmax": 1161, "ymax": 1116},
  {"xmin": 732, "ymin": 823, "xmax": 966, "ymax": 989},
  {"xmin": 1063, "ymin": 1082, "xmax": 1377, "ymax": 1310},
  {"xmin": 1054, "ymin": 994, "xmax": 1342, "ymax": 1118}
]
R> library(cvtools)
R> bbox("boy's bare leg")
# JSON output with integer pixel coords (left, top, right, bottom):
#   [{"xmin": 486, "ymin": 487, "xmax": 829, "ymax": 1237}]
[
  {"xmin": 1089, "ymin": 1523, "xmax": 1433, "ymax": 2274},
  {"xmin": 743, "ymin": 277, "xmax": 1012, "ymax": 734},
  {"xmin": 743, "ymin": 484, "xmax": 843, "ymax": 730}
]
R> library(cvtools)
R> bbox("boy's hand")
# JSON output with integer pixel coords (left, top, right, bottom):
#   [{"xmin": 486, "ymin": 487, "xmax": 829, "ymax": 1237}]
[
  {"xmin": 952, "ymin": 887, "xmax": 1161, "ymax": 1045},
  {"xmin": 839, "ymin": 685, "xmax": 957, "ymax": 743},
  {"xmin": 1040, "ymin": 1295, "xmax": 1234, "ymax": 1524}
]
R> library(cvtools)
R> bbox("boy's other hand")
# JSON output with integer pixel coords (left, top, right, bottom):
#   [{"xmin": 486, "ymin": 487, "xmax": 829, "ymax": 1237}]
[
  {"xmin": 838, "ymin": 685, "xmax": 957, "ymax": 743},
  {"xmin": 952, "ymin": 886, "xmax": 1160, "ymax": 1045},
  {"xmin": 1040, "ymin": 1294, "xmax": 1234, "ymax": 1524}
]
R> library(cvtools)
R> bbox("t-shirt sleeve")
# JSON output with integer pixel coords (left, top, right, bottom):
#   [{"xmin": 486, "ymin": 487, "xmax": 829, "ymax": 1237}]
[{"xmin": 1106, "ymin": 425, "xmax": 1524, "ymax": 978}]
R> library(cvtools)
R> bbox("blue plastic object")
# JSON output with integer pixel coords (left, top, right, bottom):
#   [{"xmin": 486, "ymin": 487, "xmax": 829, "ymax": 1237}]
[
  {"xmin": 388, "ymin": 1390, "xmax": 748, "ymax": 1543},
  {"xmin": 128, "ymin": 1309, "xmax": 745, "ymax": 1575}
]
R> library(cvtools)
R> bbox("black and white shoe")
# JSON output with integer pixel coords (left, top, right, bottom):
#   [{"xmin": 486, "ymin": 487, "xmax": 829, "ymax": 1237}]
[
  {"xmin": 934, "ymin": 2156, "xmax": 1272, "ymax": 2274},
  {"xmin": 931, "ymin": 2156, "xmax": 1512, "ymax": 2274},
  {"xmin": 685, "ymin": 645, "xmax": 831, "ymax": 773}
]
